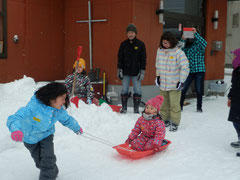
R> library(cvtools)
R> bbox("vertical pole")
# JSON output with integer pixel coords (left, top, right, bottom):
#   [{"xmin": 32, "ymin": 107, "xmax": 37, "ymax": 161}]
[
  {"xmin": 88, "ymin": 1, "xmax": 93, "ymax": 69},
  {"xmin": 103, "ymin": 72, "xmax": 106, "ymax": 96}
]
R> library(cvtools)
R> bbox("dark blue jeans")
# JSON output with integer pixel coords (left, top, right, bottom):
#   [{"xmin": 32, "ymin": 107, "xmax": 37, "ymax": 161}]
[
  {"xmin": 121, "ymin": 75, "xmax": 142, "ymax": 95},
  {"xmin": 180, "ymin": 72, "xmax": 205, "ymax": 110},
  {"xmin": 233, "ymin": 121, "xmax": 240, "ymax": 139}
]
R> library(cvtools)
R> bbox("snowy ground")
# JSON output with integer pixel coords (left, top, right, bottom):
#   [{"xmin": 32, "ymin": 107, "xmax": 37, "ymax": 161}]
[{"xmin": 1, "ymin": 72, "xmax": 240, "ymax": 180}]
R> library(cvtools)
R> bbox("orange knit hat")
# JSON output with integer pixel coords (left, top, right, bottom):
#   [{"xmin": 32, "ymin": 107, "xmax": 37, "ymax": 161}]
[{"xmin": 73, "ymin": 58, "xmax": 86, "ymax": 69}]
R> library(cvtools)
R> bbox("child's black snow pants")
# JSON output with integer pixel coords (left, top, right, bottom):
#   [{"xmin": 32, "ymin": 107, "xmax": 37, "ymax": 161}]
[{"xmin": 24, "ymin": 134, "xmax": 59, "ymax": 180}]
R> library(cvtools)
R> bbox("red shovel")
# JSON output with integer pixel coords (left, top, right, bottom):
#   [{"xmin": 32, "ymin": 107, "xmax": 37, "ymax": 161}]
[{"xmin": 71, "ymin": 46, "xmax": 83, "ymax": 97}]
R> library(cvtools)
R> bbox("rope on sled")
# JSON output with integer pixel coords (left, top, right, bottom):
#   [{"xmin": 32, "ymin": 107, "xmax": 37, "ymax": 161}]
[
  {"xmin": 82, "ymin": 132, "xmax": 114, "ymax": 147},
  {"xmin": 81, "ymin": 132, "xmax": 134, "ymax": 152}
]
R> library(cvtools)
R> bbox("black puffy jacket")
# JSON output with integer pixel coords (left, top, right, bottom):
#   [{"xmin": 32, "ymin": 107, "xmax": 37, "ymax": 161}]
[
  {"xmin": 228, "ymin": 66, "xmax": 240, "ymax": 122},
  {"xmin": 117, "ymin": 38, "xmax": 146, "ymax": 76}
]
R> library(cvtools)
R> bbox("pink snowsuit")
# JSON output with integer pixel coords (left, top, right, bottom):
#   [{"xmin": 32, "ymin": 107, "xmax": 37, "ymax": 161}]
[{"xmin": 128, "ymin": 116, "xmax": 166, "ymax": 151}]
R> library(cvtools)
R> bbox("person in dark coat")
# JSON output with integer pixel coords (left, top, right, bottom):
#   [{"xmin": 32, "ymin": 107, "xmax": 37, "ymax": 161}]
[
  {"xmin": 117, "ymin": 23, "xmax": 146, "ymax": 113},
  {"xmin": 227, "ymin": 48, "xmax": 240, "ymax": 155}
]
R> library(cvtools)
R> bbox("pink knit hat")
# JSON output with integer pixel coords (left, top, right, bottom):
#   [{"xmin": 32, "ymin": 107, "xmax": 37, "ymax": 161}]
[{"xmin": 145, "ymin": 95, "xmax": 164, "ymax": 112}]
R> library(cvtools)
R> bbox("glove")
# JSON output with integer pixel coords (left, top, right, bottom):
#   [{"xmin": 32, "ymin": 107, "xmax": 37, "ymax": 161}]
[
  {"xmin": 87, "ymin": 98, "xmax": 92, "ymax": 104},
  {"xmin": 11, "ymin": 130, "xmax": 23, "ymax": 142},
  {"xmin": 153, "ymin": 144, "xmax": 161, "ymax": 152},
  {"xmin": 125, "ymin": 138, "xmax": 132, "ymax": 144},
  {"xmin": 227, "ymin": 99, "xmax": 231, "ymax": 107},
  {"xmin": 176, "ymin": 82, "xmax": 184, "ymax": 91},
  {"xmin": 137, "ymin": 70, "xmax": 145, "ymax": 81},
  {"xmin": 75, "ymin": 128, "xmax": 83, "ymax": 135},
  {"xmin": 117, "ymin": 69, "xmax": 123, "ymax": 80},
  {"xmin": 155, "ymin": 76, "xmax": 160, "ymax": 86}
]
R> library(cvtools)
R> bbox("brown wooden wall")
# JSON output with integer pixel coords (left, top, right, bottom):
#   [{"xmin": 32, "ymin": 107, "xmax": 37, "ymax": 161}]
[
  {"xmin": 0, "ymin": 0, "xmax": 227, "ymax": 84},
  {"xmin": 0, "ymin": 0, "xmax": 65, "ymax": 83},
  {"xmin": 63, "ymin": 0, "xmax": 162, "ymax": 85},
  {"xmin": 205, "ymin": 0, "xmax": 227, "ymax": 80}
]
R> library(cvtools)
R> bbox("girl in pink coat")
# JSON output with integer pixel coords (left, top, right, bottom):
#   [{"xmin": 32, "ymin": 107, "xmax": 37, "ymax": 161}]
[{"xmin": 126, "ymin": 95, "xmax": 166, "ymax": 152}]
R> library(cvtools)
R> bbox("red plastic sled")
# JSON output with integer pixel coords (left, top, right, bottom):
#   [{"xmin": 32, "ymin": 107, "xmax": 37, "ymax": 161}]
[{"xmin": 113, "ymin": 139, "xmax": 171, "ymax": 159}]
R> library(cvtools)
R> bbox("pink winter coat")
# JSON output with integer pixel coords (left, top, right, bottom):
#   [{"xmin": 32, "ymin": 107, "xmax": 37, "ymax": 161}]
[{"xmin": 128, "ymin": 115, "xmax": 166, "ymax": 151}]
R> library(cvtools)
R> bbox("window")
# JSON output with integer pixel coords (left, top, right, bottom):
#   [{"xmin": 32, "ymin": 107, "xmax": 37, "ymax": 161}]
[
  {"xmin": 0, "ymin": 0, "xmax": 7, "ymax": 58},
  {"xmin": 232, "ymin": 13, "xmax": 239, "ymax": 28},
  {"xmin": 163, "ymin": 0, "xmax": 206, "ymax": 40},
  {"xmin": 164, "ymin": 0, "xmax": 204, "ymax": 17}
]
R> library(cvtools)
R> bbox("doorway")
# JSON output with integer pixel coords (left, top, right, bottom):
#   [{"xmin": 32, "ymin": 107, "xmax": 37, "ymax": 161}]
[
  {"xmin": 225, "ymin": 0, "xmax": 240, "ymax": 67},
  {"xmin": 163, "ymin": 0, "xmax": 206, "ymax": 40},
  {"xmin": 162, "ymin": 0, "xmax": 206, "ymax": 98}
]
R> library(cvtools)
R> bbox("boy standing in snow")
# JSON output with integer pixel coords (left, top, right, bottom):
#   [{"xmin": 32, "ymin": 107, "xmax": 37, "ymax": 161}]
[
  {"xmin": 6, "ymin": 82, "xmax": 83, "ymax": 180},
  {"xmin": 117, "ymin": 23, "xmax": 146, "ymax": 114},
  {"xmin": 65, "ymin": 58, "xmax": 99, "ymax": 106},
  {"xmin": 227, "ymin": 48, "xmax": 240, "ymax": 156},
  {"xmin": 125, "ymin": 95, "xmax": 166, "ymax": 152}
]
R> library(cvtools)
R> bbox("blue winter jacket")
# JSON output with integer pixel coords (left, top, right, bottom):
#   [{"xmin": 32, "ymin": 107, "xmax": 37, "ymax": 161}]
[{"xmin": 6, "ymin": 95, "xmax": 81, "ymax": 144}]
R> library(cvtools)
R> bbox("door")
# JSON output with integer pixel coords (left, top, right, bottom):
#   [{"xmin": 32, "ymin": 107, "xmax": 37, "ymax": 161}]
[{"xmin": 163, "ymin": 0, "xmax": 206, "ymax": 40}]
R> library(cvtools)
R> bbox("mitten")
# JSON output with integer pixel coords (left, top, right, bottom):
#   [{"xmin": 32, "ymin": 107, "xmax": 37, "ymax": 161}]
[
  {"xmin": 75, "ymin": 128, "xmax": 83, "ymax": 135},
  {"xmin": 176, "ymin": 82, "xmax": 184, "ymax": 91},
  {"xmin": 87, "ymin": 98, "xmax": 92, "ymax": 105},
  {"xmin": 155, "ymin": 76, "xmax": 160, "ymax": 86},
  {"xmin": 227, "ymin": 99, "xmax": 231, "ymax": 107},
  {"xmin": 117, "ymin": 69, "xmax": 123, "ymax": 80},
  {"xmin": 137, "ymin": 70, "xmax": 145, "ymax": 81},
  {"xmin": 153, "ymin": 144, "xmax": 161, "ymax": 152},
  {"xmin": 11, "ymin": 130, "xmax": 23, "ymax": 142}
]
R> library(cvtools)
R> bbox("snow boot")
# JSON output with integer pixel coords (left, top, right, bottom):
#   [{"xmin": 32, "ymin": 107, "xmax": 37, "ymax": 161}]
[
  {"xmin": 197, "ymin": 108, "xmax": 203, "ymax": 113},
  {"xmin": 231, "ymin": 140, "xmax": 240, "ymax": 148},
  {"xmin": 133, "ymin": 94, "xmax": 141, "ymax": 114},
  {"xmin": 164, "ymin": 120, "xmax": 171, "ymax": 127},
  {"xmin": 169, "ymin": 123, "xmax": 178, "ymax": 132},
  {"xmin": 120, "ymin": 94, "xmax": 128, "ymax": 113}
]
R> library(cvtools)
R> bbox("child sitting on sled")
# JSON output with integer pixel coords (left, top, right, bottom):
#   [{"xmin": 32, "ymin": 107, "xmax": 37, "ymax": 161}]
[
  {"xmin": 125, "ymin": 95, "xmax": 166, "ymax": 152},
  {"xmin": 65, "ymin": 58, "xmax": 99, "ymax": 106}
]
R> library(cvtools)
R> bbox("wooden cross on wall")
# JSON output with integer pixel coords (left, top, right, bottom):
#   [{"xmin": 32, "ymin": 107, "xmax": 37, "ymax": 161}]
[{"xmin": 76, "ymin": 1, "xmax": 107, "ymax": 70}]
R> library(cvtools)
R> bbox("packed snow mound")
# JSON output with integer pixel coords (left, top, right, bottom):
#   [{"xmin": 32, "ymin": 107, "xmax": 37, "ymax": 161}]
[
  {"xmin": 0, "ymin": 75, "xmax": 36, "ymax": 102},
  {"xmin": 1, "ymin": 74, "xmax": 240, "ymax": 180}
]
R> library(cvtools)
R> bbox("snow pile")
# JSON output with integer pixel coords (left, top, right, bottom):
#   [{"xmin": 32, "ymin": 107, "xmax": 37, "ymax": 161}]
[{"xmin": 0, "ymin": 75, "xmax": 240, "ymax": 180}]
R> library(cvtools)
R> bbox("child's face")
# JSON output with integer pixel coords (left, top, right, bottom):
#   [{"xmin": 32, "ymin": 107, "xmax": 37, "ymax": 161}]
[
  {"xmin": 127, "ymin": 31, "xmax": 136, "ymax": 40},
  {"xmin": 233, "ymin": 54, "xmax": 236, "ymax": 60},
  {"xmin": 50, "ymin": 94, "xmax": 66, "ymax": 109},
  {"xmin": 162, "ymin": 40, "xmax": 171, "ymax": 49},
  {"xmin": 145, "ymin": 105, "xmax": 158, "ymax": 115},
  {"xmin": 76, "ymin": 66, "xmax": 84, "ymax": 74}
]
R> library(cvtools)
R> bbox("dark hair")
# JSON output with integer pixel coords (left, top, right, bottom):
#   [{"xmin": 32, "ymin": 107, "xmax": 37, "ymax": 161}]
[
  {"xmin": 160, "ymin": 31, "xmax": 178, "ymax": 49},
  {"xmin": 35, "ymin": 82, "xmax": 70, "ymax": 108},
  {"xmin": 185, "ymin": 38, "xmax": 195, "ymax": 48},
  {"xmin": 72, "ymin": 69, "xmax": 86, "ymax": 75},
  {"xmin": 184, "ymin": 26, "xmax": 200, "ymax": 48}
]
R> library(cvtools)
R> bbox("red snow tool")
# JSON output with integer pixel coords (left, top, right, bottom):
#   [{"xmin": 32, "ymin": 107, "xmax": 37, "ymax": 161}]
[
  {"xmin": 113, "ymin": 140, "xmax": 171, "ymax": 159},
  {"xmin": 109, "ymin": 105, "xmax": 122, "ymax": 112},
  {"xmin": 77, "ymin": 46, "xmax": 83, "ymax": 59},
  {"xmin": 71, "ymin": 46, "xmax": 83, "ymax": 97}
]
